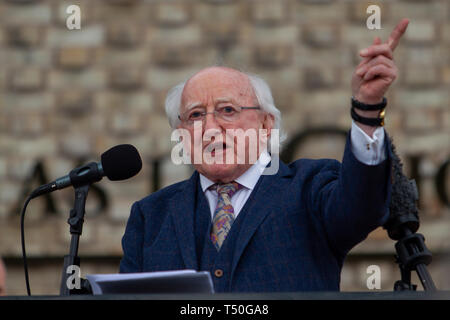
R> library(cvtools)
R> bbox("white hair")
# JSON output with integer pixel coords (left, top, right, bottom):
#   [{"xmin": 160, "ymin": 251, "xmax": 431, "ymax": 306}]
[{"xmin": 164, "ymin": 70, "xmax": 287, "ymax": 149}]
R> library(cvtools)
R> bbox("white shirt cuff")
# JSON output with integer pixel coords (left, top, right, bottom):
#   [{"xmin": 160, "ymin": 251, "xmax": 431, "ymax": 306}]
[{"xmin": 350, "ymin": 120, "xmax": 386, "ymax": 165}]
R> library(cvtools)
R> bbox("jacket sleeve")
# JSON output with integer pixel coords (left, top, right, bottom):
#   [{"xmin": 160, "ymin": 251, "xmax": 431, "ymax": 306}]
[
  {"xmin": 119, "ymin": 201, "xmax": 145, "ymax": 273},
  {"xmin": 309, "ymin": 130, "xmax": 393, "ymax": 259}
]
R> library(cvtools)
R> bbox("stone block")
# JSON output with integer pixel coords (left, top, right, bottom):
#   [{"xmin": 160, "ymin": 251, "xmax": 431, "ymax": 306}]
[
  {"xmin": 443, "ymin": 110, "xmax": 450, "ymax": 129},
  {"xmin": 404, "ymin": 21, "xmax": 437, "ymax": 44},
  {"xmin": 105, "ymin": 0, "xmax": 141, "ymax": 5},
  {"xmin": 146, "ymin": 67, "xmax": 200, "ymax": 91},
  {"xmin": 106, "ymin": 23, "xmax": 141, "ymax": 48},
  {"xmin": 109, "ymin": 66, "xmax": 143, "ymax": 91},
  {"xmin": 7, "ymin": 111, "xmax": 48, "ymax": 137},
  {"xmin": 294, "ymin": 1, "xmax": 348, "ymax": 23},
  {"xmin": 394, "ymin": 89, "xmax": 448, "ymax": 110},
  {"xmin": 58, "ymin": 133, "xmax": 94, "ymax": 158},
  {"xmin": 0, "ymin": 180, "xmax": 21, "ymax": 205},
  {"xmin": 152, "ymin": 2, "xmax": 191, "ymax": 27},
  {"xmin": 107, "ymin": 109, "xmax": 144, "ymax": 136},
  {"xmin": 203, "ymin": 23, "xmax": 238, "ymax": 47},
  {"xmin": 147, "ymin": 24, "xmax": 202, "ymax": 45},
  {"xmin": 2, "ymin": 93, "xmax": 54, "ymax": 112},
  {"xmin": 303, "ymin": 66, "xmax": 339, "ymax": 90},
  {"xmin": 402, "ymin": 133, "xmax": 450, "ymax": 154},
  {"xmin": 148, "ymin": 114, "xmax": 176, "ymax": 157},
  {"xmin": 8, "ymin": 67, "xmax": 45, "ymax": 92},
  {"xmin": 390, "ymin": 1, "xmax": 447, "ymax": 22},
  {"xmin": 341, "ymin": 25, "xmax": 391, "ymax": 50},
  {"xmin": 95, "ymin": 91, "xmax": 154, "ymax": 113},
  {"xmin": 99, "ymin": 1, "xmax": 148, "ymax": 24},
  {"xmin": 404, "ymin": 109, "xmax": 440, "ymax": 132},
  {"xmin": 108, "ymin": 197, "xmax": 136, "ymax": 222},
  {"xmin": 442, "ymin": 66, "xmax": 450, "ymax": 85},
  {"xmin": 296, "ymin": 46, "xmax": 353, "ymax": 68},
  {"xmin": 250, "ymin": 0, "xmax": 288, "ymax": 26},
  {"xmin": 56, "ymin": 47, "xmax": 91, "ymax": 70},
  {"xmin": 56, "ymin": 90, "xmax": 93, "ymax": 117},
  {"xmin": 256, "ymin": 68, "xmax": 301, "ymax": 95},
  {"xmin": 0, "ymin": 158, "xmax": 6, "ymax": 179},
  {"xmin": 48, "ymin": 69, "xmax": 106, "ymax": 90},
  {"xmin": 396, "ymin": 46, "xmax": 445, "ymax": 68},
  {"xmin": 3, "ymin": 3, "xmax": 52, "ymax": 25},
  {"xmin": 418, "ymin": 176, "xmax": 446, "ymax": 218},
  {"xmin": 243, "ymin": 25, "xmax": 298, "ymax": 45},
  {"xmin": 4, "ymin": 48, "xmax": 52, "ymax": 68},
  {"xmin": 403, "ymin": 67, "xmax": 439, "ymax": 88},
  {"xmin": 47, "ymin": 25, "xmax": 104, "ymax": 48},
  {"xmin": 253, "ymin": 45, "xmax": 293, "ymax": 68},
  {"xmin": 293, "ymin": 89, "xmax": 349, "ymax": 114},
  {"xmin": 0, "ymin": 70, "xmax": 6, "ymax": 91},
  {"xmin": 442, "ymin": 23, "xmax": 450, "ymax": 44},
  {"xmin": 195, "ymin": 2, "xmax": 244, "ymax": 22},
  {"xmin": 152, "ymin": 45, "xmax": 200, "ymax": 68},
  {"xmin": 98, "ymin": 47, "xmax": 149, "ymax": 67},
  {"xmin": 6, "ymin": 25, "xmax": 45, "ymax": 47},
  {"xmin": 14, "ymin": 136, "xmax": 57, "ymax": 158},
  {"xmin": 302, "ymin": 24, "xmax": 339, "ymax": 48}
]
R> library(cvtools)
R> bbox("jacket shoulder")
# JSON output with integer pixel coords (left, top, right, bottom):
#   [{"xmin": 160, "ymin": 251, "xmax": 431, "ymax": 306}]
[{"xmin": 286, "ymin": 157, "xmax": 341, "ymax": 177}]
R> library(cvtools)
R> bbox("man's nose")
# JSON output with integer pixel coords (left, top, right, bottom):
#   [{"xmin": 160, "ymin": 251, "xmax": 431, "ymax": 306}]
[{"xmin": 203, "ymin": 112, "xmax": 221, "ymax": 131}]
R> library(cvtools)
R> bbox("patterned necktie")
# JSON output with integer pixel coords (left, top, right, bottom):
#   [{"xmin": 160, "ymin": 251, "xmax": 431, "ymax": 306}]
[{"xmin": 210, "ymin": 182, "xmax": 242, "ymax": 251}]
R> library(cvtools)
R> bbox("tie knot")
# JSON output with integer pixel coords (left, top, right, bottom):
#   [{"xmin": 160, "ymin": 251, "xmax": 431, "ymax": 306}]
[{"xmin": 212, "ymin": 182, "xmax": 242, "ymax": 198}]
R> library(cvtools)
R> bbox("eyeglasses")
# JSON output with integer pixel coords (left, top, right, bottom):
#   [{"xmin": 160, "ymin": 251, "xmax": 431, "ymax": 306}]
[{"xmin": 178, "ymin": 105, "xmax": 261, "ymax": 127}]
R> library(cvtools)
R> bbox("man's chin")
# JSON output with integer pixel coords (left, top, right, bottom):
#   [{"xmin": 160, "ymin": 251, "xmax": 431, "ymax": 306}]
[{"xmin": 195, "ymin": 163, "xmax": 249, "ymax": 183}]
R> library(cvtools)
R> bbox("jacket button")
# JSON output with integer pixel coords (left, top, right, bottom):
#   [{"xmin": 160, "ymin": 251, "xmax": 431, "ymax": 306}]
[{"xmin": 214, "ymin": 269, "xmax": 224, "ymax": 278}]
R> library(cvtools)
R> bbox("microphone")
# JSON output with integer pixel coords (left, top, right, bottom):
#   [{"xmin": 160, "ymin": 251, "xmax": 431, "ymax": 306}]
[
  {"xmin": 29, "ymin": 144, "xmax": 142, "ymax": 199},
  {"xmin": 383, "ymin": 139, "xmax": 419, "ymax": 240}
]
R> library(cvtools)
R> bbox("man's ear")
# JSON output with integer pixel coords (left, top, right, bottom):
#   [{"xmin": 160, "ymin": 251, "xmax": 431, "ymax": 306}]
[{"xmin": 262, "ymin": 113, "xmax": 275, "ymax": 137}]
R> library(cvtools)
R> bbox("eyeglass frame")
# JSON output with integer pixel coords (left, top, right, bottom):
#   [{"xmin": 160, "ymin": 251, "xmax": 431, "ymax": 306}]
[{"xmin": 177, "ymin": 105, "xmax": 261, "ymax": 126}]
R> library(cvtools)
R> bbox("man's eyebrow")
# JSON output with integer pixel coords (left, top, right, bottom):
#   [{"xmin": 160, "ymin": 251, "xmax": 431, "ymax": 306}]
[
  {"xmin": 184, "ymin": 98, "xmax": 235, "ymax": 111},
  {"xmin": 185, "ymin": 102, "xmax": 203, "ymax": 111}
]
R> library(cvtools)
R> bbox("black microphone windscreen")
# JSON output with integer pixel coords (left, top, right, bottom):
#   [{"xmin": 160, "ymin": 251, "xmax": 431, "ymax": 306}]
[
  {"xmin": 383, "ymin": 138, "xmax": 419, "ymax": 240},
  {"xmin": 101, "ymin": 144, "xmax": 142, "ymax": 181}
]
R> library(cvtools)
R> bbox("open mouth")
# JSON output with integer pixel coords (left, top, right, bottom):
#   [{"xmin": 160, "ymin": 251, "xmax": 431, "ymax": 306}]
[{"xmin": 205, "ymin": 142, "xmax": 228, "ymax": 156}]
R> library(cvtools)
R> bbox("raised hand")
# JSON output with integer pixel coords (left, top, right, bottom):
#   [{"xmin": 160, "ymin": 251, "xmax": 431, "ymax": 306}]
[{"xmin": 352, "ymin": 18, "xmax": 409, "ymax": 105}]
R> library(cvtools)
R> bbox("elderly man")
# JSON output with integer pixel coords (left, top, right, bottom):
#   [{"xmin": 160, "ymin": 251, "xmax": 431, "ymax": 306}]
[{"xmin": 120, "ymin": 20, "xmax": 409, "ymax": 292}]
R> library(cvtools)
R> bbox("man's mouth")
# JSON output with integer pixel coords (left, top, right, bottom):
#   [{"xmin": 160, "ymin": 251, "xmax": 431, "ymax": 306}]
[{"xmin": 205, "ymin": 142, "xmax": 229, "ymax": 155}]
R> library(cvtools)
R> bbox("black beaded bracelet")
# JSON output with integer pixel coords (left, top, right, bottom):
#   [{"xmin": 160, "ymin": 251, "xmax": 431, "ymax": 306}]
[
  {"xmin": 351, "ymin": 107, "xmax": 385, "ymax": 127},
  {"xmin": 351, "ymin": 96, "xmax": 387, "ymax": 111}
]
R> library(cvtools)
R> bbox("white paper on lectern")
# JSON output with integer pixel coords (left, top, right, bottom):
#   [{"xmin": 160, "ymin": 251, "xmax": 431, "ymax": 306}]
[{"xmin": 86, "ymin": 270, "xmax": 214, "ymax": 295}]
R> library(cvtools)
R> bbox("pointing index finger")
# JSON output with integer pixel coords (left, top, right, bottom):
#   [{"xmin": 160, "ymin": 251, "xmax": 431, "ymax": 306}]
[{"xmin": 387, "ymin": 18, "xmax": 409, "ymax": 51}]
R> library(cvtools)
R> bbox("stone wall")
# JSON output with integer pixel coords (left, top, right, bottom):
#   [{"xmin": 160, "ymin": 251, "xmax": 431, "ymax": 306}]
[{"xmin": 0, "ymin": 0, "xmax": 449, "ymax": 295}]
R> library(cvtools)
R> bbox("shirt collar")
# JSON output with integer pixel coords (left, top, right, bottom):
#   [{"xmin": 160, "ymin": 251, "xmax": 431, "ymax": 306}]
[{"xmin": 199, "ymin": 150, "xmax": 271, "ymax": 192}]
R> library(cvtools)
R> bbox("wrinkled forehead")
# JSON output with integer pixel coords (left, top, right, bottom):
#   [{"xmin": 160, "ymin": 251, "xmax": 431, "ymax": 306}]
[{"xmin": 181, "ymin": 68, "xmax": 256, "ymax": 110}]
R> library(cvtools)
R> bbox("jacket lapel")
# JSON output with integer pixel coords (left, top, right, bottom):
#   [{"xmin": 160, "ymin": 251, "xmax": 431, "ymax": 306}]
[
  {"xmin": 169, "ymin": 171, "xmax": 199, "ymax": 270},
  {"xmin": 231, "ymin": 159, "xmax": 293, "ymax": 278}
]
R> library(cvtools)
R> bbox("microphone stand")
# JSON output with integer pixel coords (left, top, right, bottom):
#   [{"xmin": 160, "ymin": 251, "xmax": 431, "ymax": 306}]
[
  {"xmin": 59, "ymin": 184, "xmax": 92, "ymax": 295},
  {"xmin": 393, "ymin": 224, "xmax": 435, "ymax": 291},
  {"xmin": 383, "ymin": 140, "xmax": 437, "ymax": 291}
]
